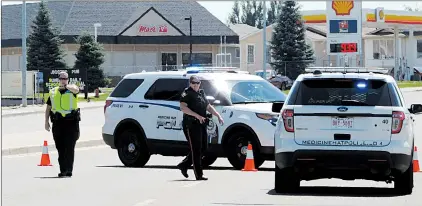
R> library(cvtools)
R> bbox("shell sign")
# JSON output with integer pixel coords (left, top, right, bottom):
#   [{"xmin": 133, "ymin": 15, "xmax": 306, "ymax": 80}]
[{"xmin": 332, "ymin": 0, "xmax": 354, "ymax": 16}]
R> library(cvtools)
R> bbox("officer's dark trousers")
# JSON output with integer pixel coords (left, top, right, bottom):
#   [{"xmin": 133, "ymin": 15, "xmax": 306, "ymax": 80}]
[
  {"xmin": 52, "ymin": 119, "xmax": 79, "ymax": 173},
  {"xmin": 178, "ymin": 122, "xmax": 208, "ymax": 179}
]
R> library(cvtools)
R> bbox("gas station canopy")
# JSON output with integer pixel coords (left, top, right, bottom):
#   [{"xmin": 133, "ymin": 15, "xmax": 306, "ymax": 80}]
[
  {"xmin": 299, "ymin": 1, "xmax": 422, "ymax": 80},
  {"xmin": 302, "ymin": 9, "xmax": 422, "ymax": 29}
]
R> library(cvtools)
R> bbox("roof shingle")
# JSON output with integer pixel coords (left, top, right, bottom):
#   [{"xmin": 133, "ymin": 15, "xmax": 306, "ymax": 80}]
[{"xmin": 1, "ymin": 0, "xmax": 238, "ymax": 40}]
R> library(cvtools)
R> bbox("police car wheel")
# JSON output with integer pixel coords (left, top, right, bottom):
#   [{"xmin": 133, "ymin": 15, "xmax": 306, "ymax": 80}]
[
  {"xmin": 117, "ymin": 129, "xmax": 150, "ymax": 167},
  {"xmin": 226, "ymin": 132, "xmax": 265, "ymax": 170},
  {"xmin": 394, "ymin": 150, "xmax": 414, "ymax": 195},
  {"xmin": 274, "ymin": 164, "xmax": 300, "ymax": 193},
  {"xmin": 202, "ymin": 155, "xmax": 218, "ymax": 168}
]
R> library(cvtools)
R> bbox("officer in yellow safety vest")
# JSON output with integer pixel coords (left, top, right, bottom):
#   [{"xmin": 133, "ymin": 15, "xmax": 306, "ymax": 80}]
[{"xmin": 44, "ymin": 71, "xmax": 81, "ymax": 178}]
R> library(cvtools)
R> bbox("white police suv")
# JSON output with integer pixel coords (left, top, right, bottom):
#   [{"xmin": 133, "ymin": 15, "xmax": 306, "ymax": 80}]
[
  {"xmin": 102, "ymin": 67, "xmax": 286, "ymax": 170},
  {"xmin": 273, "ymin": 67, "xmax": 422, "ymax": 194}
]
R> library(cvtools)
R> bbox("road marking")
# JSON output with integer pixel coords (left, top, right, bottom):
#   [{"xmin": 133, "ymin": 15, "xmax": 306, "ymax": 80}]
[
  {"xmin": 182, "ymin": 181, "xmax": 203, "ymax": 188},
  {"xmin": 133, "ymin": 199, "xmax": 156, "ymax": 206},
  {"xmin": 3, "ymin": 145, "xmax": 108, "ymax": 159}
]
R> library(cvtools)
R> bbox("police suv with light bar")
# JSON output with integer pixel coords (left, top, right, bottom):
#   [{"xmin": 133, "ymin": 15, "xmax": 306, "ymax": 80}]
[
  {"xmin": 102, "ymin": 67, "xmax": 286, "ymax": 170},
  {"xmin": 272, "ymin": 67, "xmax": 422, "ymax": 194}
]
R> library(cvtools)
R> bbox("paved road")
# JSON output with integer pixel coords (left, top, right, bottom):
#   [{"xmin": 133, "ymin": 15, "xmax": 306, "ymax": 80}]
[
  {"xmin": 2, "ymin": 107, "xmax": 104, "ymax": 149},
  {"xmin": 3, "ymin": 147, "xmax": 422, "ymax": 206},
  {"xmin": 2, "ymin": 90, "xmax": 422, "ymax": 206}
]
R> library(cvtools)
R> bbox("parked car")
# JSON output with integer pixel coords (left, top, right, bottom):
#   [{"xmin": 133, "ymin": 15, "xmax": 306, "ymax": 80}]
[{"xmin": 269, "ymin": 75, "xmax": 293, "ymax": 91}]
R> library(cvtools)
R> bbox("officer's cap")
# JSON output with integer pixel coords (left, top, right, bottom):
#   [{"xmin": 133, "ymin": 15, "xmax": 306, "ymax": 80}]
[
  {"xmin": 189, "ymin": 75, "xmax": 201, "ymax": 83},
  {"xmin": 58, "ymin": 71, "xmax": 69, "ymax": 79}
]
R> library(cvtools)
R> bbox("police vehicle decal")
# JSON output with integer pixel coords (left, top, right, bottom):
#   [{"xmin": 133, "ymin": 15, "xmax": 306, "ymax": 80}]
[
  {"xmin": 206, "ymin": 118, "xmax": 218, "ymax": 144},
  {"xmin": 111, "ymin": 100, "xmax": 180, "ymax": 110},
  {"xmin": 156, "ymin": 116, "xmax": 182, "ymax": 130}
]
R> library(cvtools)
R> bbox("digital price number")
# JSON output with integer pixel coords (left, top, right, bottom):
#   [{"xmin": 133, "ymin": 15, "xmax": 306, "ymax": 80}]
[{"xmin": 330, "ymin": 43, "xmax": 358, "ymax": 53}]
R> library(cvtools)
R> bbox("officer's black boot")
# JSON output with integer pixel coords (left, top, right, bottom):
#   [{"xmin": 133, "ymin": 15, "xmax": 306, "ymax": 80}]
[
  {"xmin": 65, "ymin": 171, "xmax": 72, "ymax": 177},
  {"xmin": 197, "ymin": 176, "xmax": 208, "ymax": 181},
  {"xmin": 177, "ymin": 164, "xmax": 189, "ymax": 178}
]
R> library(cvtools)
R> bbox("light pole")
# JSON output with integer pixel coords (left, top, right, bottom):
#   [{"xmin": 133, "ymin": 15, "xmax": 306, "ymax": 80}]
[
  {"xmin": 184, "ymin": 16, "xmax": 192, "ymax": 66},
  {"xmin": 84, "ymin": 23, "xmax": 101, "ymax": 100},
  {"xmin": 22, "ymin": 0, "xmax": 27, "ymax": 107},
  {"xmin": 262, "ymin": 0, "xmax": 267, "ymax": 79},
  {"xmin": 94, "ymin": 23, "xmax": 102, "ymax": 42}
]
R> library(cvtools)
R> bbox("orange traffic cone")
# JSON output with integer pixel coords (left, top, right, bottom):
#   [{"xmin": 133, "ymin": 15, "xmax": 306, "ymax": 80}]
[
  {"xmin": 38, "ymin": 140, "xmax": 52, "ymax": 166},
  {"xmin": 242, "ymin": 143, "xmax": 257, "ymax": 172},
  {"xmin": 414, "ymin": 146, "xmax": 420, "ymax": 172}
]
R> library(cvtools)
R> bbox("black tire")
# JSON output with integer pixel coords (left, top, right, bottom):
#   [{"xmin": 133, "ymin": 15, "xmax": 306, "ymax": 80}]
[
  {"xmin": 117, "ymin": 129, "xmax": 150, "ymax": 167},
  {"xmin": 202, "ymin": 155, "xmax": 218, "ymax": 168},
  {"xmin": 225, "ymin": 131, "xmax": 265, "ymax": 170},
  {"xmin": 274, "ymin": 164, "xmax": 300, "ymax": 193},
  {"xmin": 394, "ymin": 159, "xmax": 413, "ymax": 195}
]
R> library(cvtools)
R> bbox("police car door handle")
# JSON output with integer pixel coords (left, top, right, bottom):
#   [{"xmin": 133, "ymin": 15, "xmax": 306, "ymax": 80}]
[{"xmin": 139, "ymin": 105, "xmax": 149, "ymax": 108}]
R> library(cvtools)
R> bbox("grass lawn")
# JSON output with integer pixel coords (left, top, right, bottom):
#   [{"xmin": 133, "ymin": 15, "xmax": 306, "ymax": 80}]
[{"xmin": 397, "ymin": 81, "xmax": 422, "ymax": 88}]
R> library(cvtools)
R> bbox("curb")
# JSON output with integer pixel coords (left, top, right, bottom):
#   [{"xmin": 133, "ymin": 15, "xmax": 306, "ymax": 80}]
[
  {"xmin": 402, "ymin": 89, "xmax": 422, "ymax": 92},
  {"xmin": 2, "ymin": 139, "xmax": 106, "ymax": 156},
  {"xmin": 2, "ymin": 105, "xmax": 104, "ymax": 117}
]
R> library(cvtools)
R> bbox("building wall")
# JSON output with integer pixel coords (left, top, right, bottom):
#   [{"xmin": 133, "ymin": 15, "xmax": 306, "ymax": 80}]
[
  {"xmin": 239, "ymin": 26, "xmax": 325, "ymax": 74},
  {"xmin": 239, "ymin": 26, "xmax": 273, "ymax": 74},
  {"xmin": 215, "ymin": 46, "xmax": 240, "ymax": 68},
  {"xmin": 1, "ymin": 44, "xmax": 229, "ymax": 76}
]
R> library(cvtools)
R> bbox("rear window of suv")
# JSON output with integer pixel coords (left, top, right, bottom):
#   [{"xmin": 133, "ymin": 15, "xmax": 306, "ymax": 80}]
[
  {"xmin": 289, "ymin": 78, "xmax": 399, "ymax": 107},
  {"xmin": 109, "ymin": 79, "xmax": 144, "ymax": 98}
]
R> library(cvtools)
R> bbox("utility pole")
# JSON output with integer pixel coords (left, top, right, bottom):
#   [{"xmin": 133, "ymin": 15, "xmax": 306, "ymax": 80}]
[
  {"xmin": 262, "ymin": 0, "xmax": 267, "ymax": 79},
  {"xmin": 22, "ymin": 0, "xmax": 28, "ymax": 107},
  {"xmin": 185, "ymin": 16, "xmax": 193, "ymax": 66}
]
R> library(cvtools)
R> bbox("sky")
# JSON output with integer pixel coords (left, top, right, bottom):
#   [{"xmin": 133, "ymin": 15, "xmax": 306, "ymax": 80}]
[{"xmin": 2, "ymin": 1, "xmax": 421, "ymax": 24}]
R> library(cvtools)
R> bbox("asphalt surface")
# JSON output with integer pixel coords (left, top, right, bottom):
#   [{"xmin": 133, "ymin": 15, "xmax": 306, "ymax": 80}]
[
  {"xmin": 2, "ymin": 90, "xmax": 422, "ymax": 206},
  {"xmin": 3, "ymin": 147, "xmax": 422, "ymax": 206},
  {"xmin": 2, "ymin": 107, "xmax": 104, "ymax": 149}
]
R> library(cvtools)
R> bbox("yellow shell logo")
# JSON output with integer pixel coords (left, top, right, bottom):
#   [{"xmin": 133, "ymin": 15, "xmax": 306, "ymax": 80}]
[
  {"xmin": 332, "ymin": 0, "xmax": 354, "ymax": 16},
  {"xmin": 379, "ymin": 10, "xmax": 385, "ymax": 20}
]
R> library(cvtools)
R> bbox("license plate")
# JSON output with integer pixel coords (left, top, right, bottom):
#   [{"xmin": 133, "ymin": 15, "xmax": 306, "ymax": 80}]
[{"xmin": 332, "ymin": 117, "xmax": 354, "ymax": 129}]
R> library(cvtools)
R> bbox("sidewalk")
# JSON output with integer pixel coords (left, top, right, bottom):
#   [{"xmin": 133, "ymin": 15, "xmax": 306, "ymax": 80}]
[
  {"xmin": 2, "ymin": 101, "xmax": 105, "ymax": 117},
  {"xmin": 399, "ymin": 87, "xmax": 422, "ymax": 92}
]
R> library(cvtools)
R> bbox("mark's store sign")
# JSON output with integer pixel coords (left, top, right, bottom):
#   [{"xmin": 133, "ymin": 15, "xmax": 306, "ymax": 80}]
[{"xmin": 139, "ymin": 25, "xmax": 168, "ymax": 33}]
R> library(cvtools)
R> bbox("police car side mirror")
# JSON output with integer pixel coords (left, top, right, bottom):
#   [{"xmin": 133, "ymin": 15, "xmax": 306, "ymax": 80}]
[
  {"xmin": 410, "ymin": 104, "xmax": 422, "ymax": 114},
  {"xmin": 272, "ymin": 102, "xmax": 284, "ymax": 113},
  {"xmin": 206, "ymin": 96, "xmax": 221, "ymax": 105},
  {"xmin": 206, "ymin": 96, "xmax": 216, "ymax": 104}
]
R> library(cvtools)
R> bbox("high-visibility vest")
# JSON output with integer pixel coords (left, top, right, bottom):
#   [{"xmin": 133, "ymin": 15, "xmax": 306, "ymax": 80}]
[{"xmin": 50, "ymin": 87, "xmax": 78, "ymax": 117}]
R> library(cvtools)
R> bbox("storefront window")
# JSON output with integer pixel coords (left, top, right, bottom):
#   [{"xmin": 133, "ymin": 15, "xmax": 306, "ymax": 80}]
[
  {"xmin": 372, "ymin": 39, "xmax": 394, "ymax": 60},
  {"xmin": 182, "ymin": 53, "xmax": 212, "ymax": 67},
  {"xmin": 417, "ymin": 40, "xmax": 422, "ymax": 59},
  {"xmin": 161, "ymin": 53, "xmax": 178, "ymax": 71}
]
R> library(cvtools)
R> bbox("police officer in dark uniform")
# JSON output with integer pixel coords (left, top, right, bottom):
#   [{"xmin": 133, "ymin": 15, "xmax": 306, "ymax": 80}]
[
  {"xmin": 177, "ymin": 75, "xmax": 224, "ymax": 180},
  {"xmin": 44, "ymin": 71, "xmax": 81, "ymax": 178}
]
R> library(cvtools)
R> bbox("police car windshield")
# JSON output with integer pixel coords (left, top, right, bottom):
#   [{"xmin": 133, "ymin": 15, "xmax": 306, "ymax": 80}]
[
  {"xmin": 292, "ymin": 79, "xmax": 394, "ymax": 106},
  {"xmin": 226, "ymin": 80, "xmax": 286, "ymax": 104}
]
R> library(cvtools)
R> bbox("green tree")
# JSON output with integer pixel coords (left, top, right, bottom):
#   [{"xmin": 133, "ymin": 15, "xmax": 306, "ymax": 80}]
[
  {"xmin": 267, "ymin": 1, "xmax": 283, "ymax": 25},
  {"xmin": 228, "ymin": 0, "xmax": 265, "ymax": 29},
  {"xmin": 73, "ymin": 32, "xmax": 106, "ymax": 92},
  {"xmin": 228, "ymin": 0, "xmax": 241, "ymax": 24},
  {"xmin": 27, "ymin": 1, "xmax": 67, "ymax": 72},
  {"xmin": 270, "ymin": 1, "xmax": 314, "ymax": 79},
  {"xmin": 403, "ymin": 3, "xmax": 421, "ymax": 11}
]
